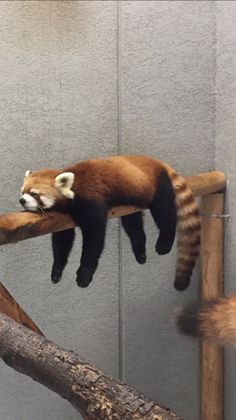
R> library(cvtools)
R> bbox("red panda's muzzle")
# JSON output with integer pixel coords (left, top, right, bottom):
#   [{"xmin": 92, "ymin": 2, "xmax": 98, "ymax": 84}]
[{"xmin": 19, "ymin": 193, "xmax": 41, "ymax": 212}]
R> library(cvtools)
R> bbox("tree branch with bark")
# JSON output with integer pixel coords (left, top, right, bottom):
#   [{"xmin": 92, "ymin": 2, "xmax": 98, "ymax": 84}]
[{"xmin": 0, "ymin": 311, "xmax": 182, "ymax": 419}]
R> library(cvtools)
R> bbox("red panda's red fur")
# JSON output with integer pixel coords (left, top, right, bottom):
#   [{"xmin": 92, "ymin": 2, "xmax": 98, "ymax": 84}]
[
  {"xmin": 22, "ymin": 155, "xmax": 201, "ymax": 289},
  {"xmin": 177, "ymin": 294, "xmax": 236, "ymax": 346}
]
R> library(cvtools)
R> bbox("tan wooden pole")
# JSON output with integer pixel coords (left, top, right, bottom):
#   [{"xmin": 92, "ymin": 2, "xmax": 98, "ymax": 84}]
[
  {"xmin": 200, "ymin": 194, "xmax": 224, "ymax": 420},
  {"xmin": 0, "ymin": 171, "xmax": 226, "ymax": 246}
]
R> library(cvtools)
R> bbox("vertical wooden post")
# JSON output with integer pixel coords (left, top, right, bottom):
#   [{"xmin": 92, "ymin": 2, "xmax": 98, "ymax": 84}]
[{"xmin": 200, "ymin": 193, "xmax": 224, "ymax": 420}]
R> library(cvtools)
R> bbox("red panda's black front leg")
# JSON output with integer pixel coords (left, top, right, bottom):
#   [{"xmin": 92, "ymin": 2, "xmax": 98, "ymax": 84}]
[
  {"xmin": 51, "ymin": 229, "xmax": 75, "ymax": 284},
  {"xmin": 70, "ymin": 199, "xmax": 108, "ymax": 288}
]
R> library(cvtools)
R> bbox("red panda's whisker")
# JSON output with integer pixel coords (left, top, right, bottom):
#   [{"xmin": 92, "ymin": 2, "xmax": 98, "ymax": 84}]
[{"xmin": 38, "ymin": 206, "xmax": 46, "ymax": 215}]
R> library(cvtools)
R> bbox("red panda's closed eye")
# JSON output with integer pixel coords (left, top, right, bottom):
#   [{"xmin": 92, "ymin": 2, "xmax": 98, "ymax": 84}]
[{"xmin": 31, "ymin": 192, "xmax": 39, "ymax": 198}]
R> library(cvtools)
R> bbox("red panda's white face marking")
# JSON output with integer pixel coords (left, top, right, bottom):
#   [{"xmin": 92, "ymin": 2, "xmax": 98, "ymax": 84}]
[
  {"xmin": 20, "ymin": 189, "xmax": 56, "ymax": 211},
  {"xmin": 20, "ymin": 170, "xmax": 75, "ymax": 211},
  {"xmin": 40, "ymin": 195, "xmax": 56, "ymax": 209},
  {"xmin": 20, "ymin": 192, "xmax": 39, "ymax": 211}
]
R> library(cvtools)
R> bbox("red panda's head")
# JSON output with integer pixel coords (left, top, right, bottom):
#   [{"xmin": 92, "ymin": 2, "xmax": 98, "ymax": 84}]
[{"xmin": 19, "ymin": 169, "xmax": 75, "ymax": 211}]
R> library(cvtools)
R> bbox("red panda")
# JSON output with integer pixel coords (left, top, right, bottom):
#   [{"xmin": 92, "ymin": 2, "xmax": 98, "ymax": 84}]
[
  {"xmin": 176, "ymin": 295, "xmax": 236, "ymax": 346},
  {"xmin": 19, "ymin": 155, "xmax": 200, "ymax": 289}
]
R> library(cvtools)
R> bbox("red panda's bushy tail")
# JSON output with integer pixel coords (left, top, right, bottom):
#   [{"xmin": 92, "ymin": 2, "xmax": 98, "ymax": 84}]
[
  {"xmin": 176, "ymin": 295, "xmax": 236, "ymax": 346},
  {"xmin": 165, "ymin": 165, "xmax": 201, "ymax": 290}
]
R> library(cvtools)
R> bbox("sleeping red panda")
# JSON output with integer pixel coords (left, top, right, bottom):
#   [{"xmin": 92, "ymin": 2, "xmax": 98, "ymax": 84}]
[
  {"xmin": 176, "ymin": 295, "xmax": 236, "ymax": 346},
  {"xmin": 19, "ymin": 155, "xmax": 201, "ymax": 289}
]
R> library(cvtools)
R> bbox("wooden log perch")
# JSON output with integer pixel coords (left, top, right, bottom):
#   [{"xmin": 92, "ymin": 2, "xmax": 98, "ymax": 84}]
[
  {"xmin": 0, "ymin": 171, "xmax": 226, "ymax": 246},
  {"xmin": 0, "ymin": 312, "xmax": 182, "ymax": 419}
]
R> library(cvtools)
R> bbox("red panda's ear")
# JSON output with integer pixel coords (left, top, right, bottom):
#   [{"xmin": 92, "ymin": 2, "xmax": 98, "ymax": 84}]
[
  {"xmin": 25, "ymin": 170, "xmax": 31, "ymax": 177},
  {"xmin": 55, "ymin": 172, "xmax": 75, "ymax": 199}
]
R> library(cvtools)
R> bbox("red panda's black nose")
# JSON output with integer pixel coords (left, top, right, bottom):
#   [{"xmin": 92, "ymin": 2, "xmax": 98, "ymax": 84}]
[{"xmin": 19, "ymin": 197, "xmax": 26, "ymax": 206}]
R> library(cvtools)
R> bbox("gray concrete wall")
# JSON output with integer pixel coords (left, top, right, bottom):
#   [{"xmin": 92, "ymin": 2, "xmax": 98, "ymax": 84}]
[
  {"xmin": 216, "ymin": 3, "xmax": 236, "ymax": 419},
  {"xmin": 0, "ymin": 2, "xmax": 216, "ymax": 419}
]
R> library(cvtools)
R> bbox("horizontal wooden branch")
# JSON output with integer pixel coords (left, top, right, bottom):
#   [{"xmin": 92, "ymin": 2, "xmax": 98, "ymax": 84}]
[
  {"xmin": 0, "ymin": 313, "xmax": 182, "ymax": 419},
  {"xmin": 0, "ymin": 171, "xmax": 226, "ymax": 245}
]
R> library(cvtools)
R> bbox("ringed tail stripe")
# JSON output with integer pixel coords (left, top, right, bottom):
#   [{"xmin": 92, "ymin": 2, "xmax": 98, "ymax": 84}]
[{"xmin": 164, "ymin": 164, "xmax": 201, "ymax": 291}]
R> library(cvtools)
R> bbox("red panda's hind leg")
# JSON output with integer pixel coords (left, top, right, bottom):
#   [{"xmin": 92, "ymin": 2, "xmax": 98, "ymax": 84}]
[
  {"xmin": 149, "ymin": 171, "xmax": 177, "ymax": 255},
  {"xmin": 121, "ymin": 212, "xmax": 146, "ymax": 264}
]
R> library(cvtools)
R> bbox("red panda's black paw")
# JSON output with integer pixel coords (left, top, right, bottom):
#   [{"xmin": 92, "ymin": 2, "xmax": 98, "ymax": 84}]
[
  {"xmin": 76, "ymin": 266, "xmax": 93, "ymax": 288},
  {"xmin": 155, "ymin": 240, "xmax": 172, "ymax": 255},
  {"xmin": 51, "ymin": 268, "xmax": 63, "ymax": 284},
  {"xmin": 135, "ymin": 254, "xmax": 147, "ymax": 264}
]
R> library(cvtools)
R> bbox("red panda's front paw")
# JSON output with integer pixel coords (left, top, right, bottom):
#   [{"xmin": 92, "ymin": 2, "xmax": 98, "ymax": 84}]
[
  {"xmin": 51, "ymin": 266, "xmax": 63, "ymax": 284},
  {"xmin": 135, "ymin": 253, "xmax": 146, "ymax": 264},
  {"xmin": 76, "ymin": 266, "xmax": 94, "ymax": 288}
]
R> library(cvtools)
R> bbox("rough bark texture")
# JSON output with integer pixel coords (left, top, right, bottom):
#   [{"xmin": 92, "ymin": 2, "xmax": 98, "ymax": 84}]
[
  {"xmin": 0, "ymin": 313, "xmax": 182, "ymax": 420},
  {"xmin": 0, "ymin": 172, "xmax": 226, "ymax": 246}
]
